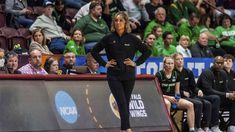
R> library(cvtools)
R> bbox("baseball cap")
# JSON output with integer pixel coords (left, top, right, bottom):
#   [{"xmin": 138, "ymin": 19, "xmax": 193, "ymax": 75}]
[{"xmin": 43, "ymin": 1, "xmax": 54, "ymax": 7}]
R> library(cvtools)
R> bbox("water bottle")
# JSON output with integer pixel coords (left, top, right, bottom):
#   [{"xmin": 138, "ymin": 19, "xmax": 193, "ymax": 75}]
[
  {"xmin": 171, "ymin": 94, "xmax": 181, "ymax": 110},
  {"xmin": 215, "ymin": 43, "xmax": 220, "ymax": 48}
]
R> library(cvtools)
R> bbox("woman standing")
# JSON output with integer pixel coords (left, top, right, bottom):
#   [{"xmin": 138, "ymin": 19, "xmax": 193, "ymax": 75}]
[{"xmin": 91, "ymin": 11, "xmax": 151, "ymax": 132}]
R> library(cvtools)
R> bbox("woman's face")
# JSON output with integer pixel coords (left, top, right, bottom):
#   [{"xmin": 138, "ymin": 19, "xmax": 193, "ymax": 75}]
[
  {"xmin": 73, "ymin": 30, "xmax": 83, "ymax": 43},
  {"xmin": 222, "ymin": 18, "xmax": 231, "ymax": 29},
  {"xmin": 50, "ymin": 60, "xmax": 59, "ymax": 74},
  {"xmin": 154, "ymin": 27, "xmax": 163, "ymax": 37},
  {"xmin": 146, "ymin": 34, "xmax": 156, "ymax": 46},
  {"xmin": 114, "ymin": 15, "xmax": 126, "ymax": 32},
  {"xmin": 55, "ymin": 3, "xmax": 65, "ymax": 11},
  {"xmin": 164, "ymin": 58, "xmax": 174, "ymax": 72},
  {"xmin": 34, "ymin": 31, "xmax": 44, "ymax": 44},
  {"xmin": 179, "ymin": 38, "xmax": 189, "ymax": 48}
]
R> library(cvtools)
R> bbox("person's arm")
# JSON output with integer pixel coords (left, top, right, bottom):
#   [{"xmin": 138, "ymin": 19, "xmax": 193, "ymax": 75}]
[
  {"xmin": 91, "ymin": 35, "xmax": 108, "ymax": 67},
  {"xmin": 200, "ymin": 70, "xmax": 226, "ymax": 97},
  {"xmin": 5, "ymin": 0, "xmax": 25, "ymax": 15},
  {"xmin": 134, "ymin": 38, "xmax": 151, "ymax": 66}
]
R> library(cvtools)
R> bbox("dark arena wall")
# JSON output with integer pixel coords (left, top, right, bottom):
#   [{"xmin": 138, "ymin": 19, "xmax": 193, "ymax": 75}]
[{"xmin": 0, "ymin": 74, "xmax": 173, "ymax": 132}]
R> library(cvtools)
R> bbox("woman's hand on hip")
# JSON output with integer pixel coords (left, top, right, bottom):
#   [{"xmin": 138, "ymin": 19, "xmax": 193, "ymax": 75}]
[
  {"xmin": 105, "ymin": 59, "xmax": 117, "ymax": 68},
  {"xmin": 124, "ymin": 58, "xmax": 136, "ymax": 67}
]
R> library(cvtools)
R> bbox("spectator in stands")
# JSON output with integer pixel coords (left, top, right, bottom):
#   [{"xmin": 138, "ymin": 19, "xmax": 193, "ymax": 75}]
[
  {"xmin": 72, "ymin": 1, "xmax": 109, "ymax": 52},
  {"xmin": 177, "ymin": 13, "xmax": 200, "ymax": 45},
  {"xmin": 152, "ymin": 25, "xmax": 164, "ymax": 47},
  {"xmin": 168, "ymin": 0, "xmax": 191, "ymax": 25},
  {"xmin": 19, "ymin": 49, "xmax": 48, "ymax": 74},
  {"xmin": 4, "ymin": 51, "xmax": 21, "ymax": 74},
  {"xmin": 145, "ymin": 0, "xmax": 163, "ymax": 20},
  {"xmin": 29, "ymin": 28, "xmax": 53, "ymax": 55},
  {"xmin": 5, "ymin": 0, "xmax": 34, "ymax": 28},
  {"xmin": 223, "ymin": 54, "xmax": 235, "ymax": 132},
  {"xmin": 174, "ymin": 53, "xmax": 218, "ymax": 132},
  {"xmin": 144, "ymin": 7, "xmax": 178, "ymax": 45},
  {"xmin": 160, "ymin": 32, "xmax": 176, "ymax": 56},
  {"xmin": 176, "ymin": 35, "xmax": 192, "ymax": 58},
  {"xmin": 0, "ymin": 48, "xmax": 6, "ymax": 73},
  {"xmin": 64, "ymin": 0, "xmax": 87, "ymax": 9},
  {"xmin": 61, "ymin": 51, "xmax": 87, "ymax": 74},
  {"xmin": 85, "ymin": 52, "xmax": 99, "ymax": 74},
  {"xmin": 197, "ymin": 56, "xmax": 235, "ymax": 132},
  {"xmin": 214, "ymin": 15, "xmax": 235, "ymax": 57},
  {"xmin": 122, "ymin": 0, "xmax": 149, "ymax": 33},
  {"xmin": 52, "ymin": 0, "xmax": 72, "ymax": 32},
  {"xmin": 44, "ymin": 56, "xmax": 60, "ymax": 74},
  {"xmin": 29, "ymin": 1, "xmax": 70, "ymax": 54},
  {"xmin": 136, "ymin": 33, "xmax": 159, "ymax": 57},
  {"xmin": 91, "ymin": 11, "xmax": 151, "ymax": 132},
  {"xmin": 102, "ymin": 0, "xmax": 126, "ymax": 28},
  {"xmin": 155, "ymin": 56, "xmax": 196, "ymax": 132},
  {"xmin": 63, "ymin": 29, "xmax": 85, "ymax": 56},
  {"xmin": 190, "ymin": 32, "xmax": 214, "ymax": 57},
  {"xmin": 73, "ymin": 0, "xmax": 101, "ymax": 22}
]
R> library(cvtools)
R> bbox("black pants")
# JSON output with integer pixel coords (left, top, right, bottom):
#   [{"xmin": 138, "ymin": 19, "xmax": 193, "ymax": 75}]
[
  {"xmin": 186, "ymin": 97, "xmax": 211, "ymax": 128},
  {"xmin": 107, "ymin": 77, "xmax": 135, "ymax": 130},
  {"xmin": 220, "ymin": 96, "xmax": 235, "ymax": 126},
  {"xmin": 203, "ymin": 95, "xmax": 221, "ymax": 127}
]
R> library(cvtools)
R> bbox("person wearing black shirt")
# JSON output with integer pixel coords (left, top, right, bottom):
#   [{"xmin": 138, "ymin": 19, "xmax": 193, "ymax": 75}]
[
  {"xmin": 197, "ymin": 56, "xmax": 235, "ymax": 132},
  {"xmin": 91, "ymin": 11, "xmax": 151, "ymax": 132},
  {"xmin": 173, "ymin": 53, "xmax": 217, "ymax": 132},
  {"xmin": 223, "ymin": 54, "xmax": 235, "ymax": 131},
  {"xmin": 155, "ymin": 56, "xmax": 196, "ymax": 132}
]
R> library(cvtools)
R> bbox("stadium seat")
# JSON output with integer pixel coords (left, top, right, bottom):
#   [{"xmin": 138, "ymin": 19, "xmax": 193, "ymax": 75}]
[
  {"xmin": 0, "ymin": 35, "xmax": 8, "ymax": 50},
  {"xmin": 0, "ymin": 11, "xmax": 6, "ymax": 28},
  {"xmin": 33, "ymin": 6, "xmax": 44, "ymax": 16}
]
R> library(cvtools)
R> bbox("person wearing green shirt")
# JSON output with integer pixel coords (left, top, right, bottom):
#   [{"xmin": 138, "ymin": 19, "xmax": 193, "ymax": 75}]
[
  {"xmin": 144, "ymin": 7, "xmax": 178, "ymax": 46},
  {"xmin": 160, "ymin": 31, "xmax": 176, "ymax": 56},
  {"xmin": 177, "ymin": 13, "xmax": 200, "ymax": 45},
  {"xmin": 64, "ymin": 29, "xmax": 86, "ymax": 55},
  {"xmin": 214, "ymin": 15, "xmax": 235, "ymax": 56},
  {"xmin": 72, "ymin": 1, "xmax": 110, "ymax": 52}
]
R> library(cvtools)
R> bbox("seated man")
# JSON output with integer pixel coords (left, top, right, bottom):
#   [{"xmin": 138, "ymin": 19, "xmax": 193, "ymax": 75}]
[
  {"xmin": 197, "ymin": 56, "xmax": 235, "ymax": 132},
  {"xmin": 61, "ymin": 51, "xmax": 87, "ymax": 74},
  {"xmin": 19, "ymin": 49, "xmax": 48, "ymax": 75},
  {"xmin": 5, "ymin": 51, "xmax": 21, "ymax": 74},
  {"xmin": 29, "ymin": 1, "xmax": 70, "ymax": 54},
  {"xmin": 85, "ymin": 52, "xmax": 99, "ymax": 74}
]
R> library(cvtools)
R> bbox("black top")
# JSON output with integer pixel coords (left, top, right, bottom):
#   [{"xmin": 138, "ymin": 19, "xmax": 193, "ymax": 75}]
[
  {"xmin": 197, "ymin": 67, "xmax": 229, "ymax": 97},
  {"xmin": 176, "ymin": 68, "xmax": 199, "ymax": 98},
  {"xmin": 224, "ymin": 69, "xmax": 235, "ymax": 91},
  {"xmin": 145, "ymin": 3, "xmax": 163, "ymax": 20},
  {"xmin": 91, "ymin": 32, "xmax": 151, "ymax": 80},
  {"xmin": 190, "ymin": 42, "xmax": 214, "ymax": 58},
  {"xmin": 155, "ymin": 70, "xmax": 180, "ymax": 96}
]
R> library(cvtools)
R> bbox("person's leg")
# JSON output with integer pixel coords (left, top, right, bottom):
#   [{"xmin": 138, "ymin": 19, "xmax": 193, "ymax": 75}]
[
  {"xmin": 16, "ymin": 16, "xmax": 34, "ymax": 28},
  {"xmin": 187, "ymin": 97, "xmax": 203, "ymax": 129},
  {"xmin": 107, "ymin": 77, "xmax": 130, "ymax": 130},
  {"xmin": 49, "ymin": 38, "xmax": 66, "ymax": 54},
  {"xmin": 84, "ymin": 42, "xmax": 97, "ymax": 53},
  {"xmin": 203, "ymin": 95, "xmax": 220, "ymax": 127},
  {"xmin": 200, "ymin": 98, "xmax": 211, "ymax": 129},
  {"xmin": 177, "ymin": 98, "xmax": 195, "ymax": 130}
]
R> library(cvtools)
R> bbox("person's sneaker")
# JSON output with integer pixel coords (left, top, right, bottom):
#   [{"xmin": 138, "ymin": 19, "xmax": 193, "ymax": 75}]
[
  {"xmin": 196, "ymin": 128, "xmax": 205, "ymax": 132},
  {"xmin": 227, "ymin": 125, "xmax": 235, "ymax": 132},
  {"xmin": 211, "ymin": 125, "xmax": 222, "ymax": 132}
]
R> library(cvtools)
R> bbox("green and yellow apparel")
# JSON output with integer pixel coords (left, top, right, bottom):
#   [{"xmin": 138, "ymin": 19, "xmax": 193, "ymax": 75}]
[
  {"xmin": 199, "ymin": 25, "xmax": 216, "ymax": 46},
  {"xmin": 168, "ymin": 1, "xmax": 190, "ymax": 25},
  {"xmin": 161, "ymin": 45, "xmax": 177, "ymax": 56},
  {"xmin": 144, "ymin": 20, "xmax": 178, "ymax": 46},
  {"xmin": 214, "ymin": 25, "xmax": 235, "ymax": 47},
  {"xmin": 178, "ymin": 21, "xmax": 200, "ymax": 45},
  {"xmin": 63, "ymin": 40, "xmax": 86, "ymax": 56}
]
